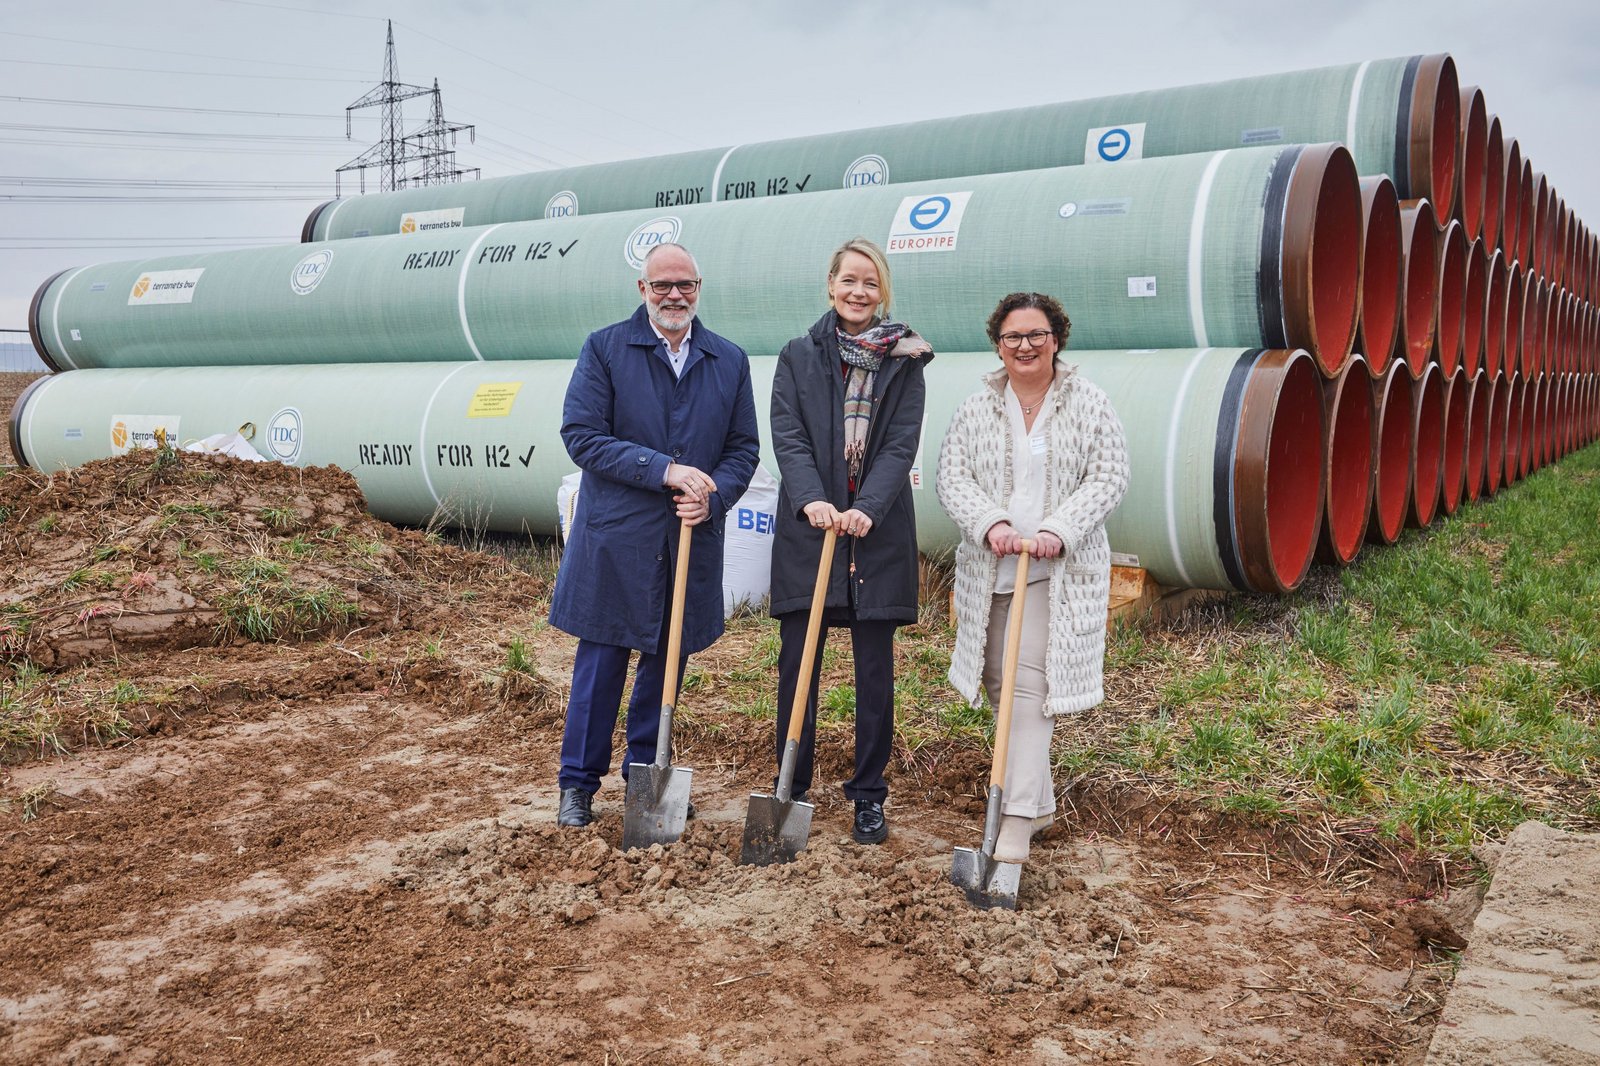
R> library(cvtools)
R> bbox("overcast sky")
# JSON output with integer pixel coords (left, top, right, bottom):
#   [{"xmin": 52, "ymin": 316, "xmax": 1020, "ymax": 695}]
[{"xmin": 3, "ymin": 0, "xmax": 1596, "ymax": 331}]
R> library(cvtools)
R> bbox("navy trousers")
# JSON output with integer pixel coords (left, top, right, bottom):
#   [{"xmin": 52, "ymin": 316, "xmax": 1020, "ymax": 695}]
[
  {"xmin": 773, "ymin": 612, "xmax": 897, "ymax": 803},
  {"xmin": 558, "ymin": 593, "xmax": 689, "ymax": 796}
]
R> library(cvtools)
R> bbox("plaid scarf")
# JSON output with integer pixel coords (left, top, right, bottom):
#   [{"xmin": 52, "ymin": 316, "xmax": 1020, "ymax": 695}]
[{"xmin": 837, "ymin": 319, "xmax": 929, "ymax": 482}]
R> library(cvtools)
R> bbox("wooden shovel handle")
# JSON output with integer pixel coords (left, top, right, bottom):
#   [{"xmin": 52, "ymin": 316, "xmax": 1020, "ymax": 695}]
[
  {"xmin": 660, "ymin": 518, "xmax": 694, "ymax": 706},
  {"xmin": 989, "ymin": 540, "xmax": 1032, "ymax": 790},
  {"xmin": 785, "ymin": 527, "xmax": 837, "ymax": 745}
]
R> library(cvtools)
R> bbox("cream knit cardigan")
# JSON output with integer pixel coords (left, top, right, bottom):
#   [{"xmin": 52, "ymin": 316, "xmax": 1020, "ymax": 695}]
[{"xmin": 937, "ymin": 361, "xmax": 1130, "ymax": 716}]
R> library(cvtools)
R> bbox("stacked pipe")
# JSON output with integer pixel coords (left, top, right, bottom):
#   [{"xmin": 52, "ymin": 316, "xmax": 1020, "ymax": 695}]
[{"xmin": 12, "ymin": 53, "xmax": 1598, "ymax": 599}]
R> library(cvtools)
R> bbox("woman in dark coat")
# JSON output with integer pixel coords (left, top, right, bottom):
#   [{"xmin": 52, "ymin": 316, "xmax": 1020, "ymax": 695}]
[{"xmin": 768, "ymin": 237, "xmax": 932, "ymax": 844}]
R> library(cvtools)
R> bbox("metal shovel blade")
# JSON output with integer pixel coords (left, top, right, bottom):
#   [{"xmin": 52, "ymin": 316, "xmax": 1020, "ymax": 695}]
[
  {"xmin": 620, "ymin": 763, "xmax": 693, "ymax": 851},
  {"xmin": 949, "ymin": 846, "xmax": 1021, "ymax": 911},
  {"xmin": 738, "ymin": 792, "xmax": 816, "ymax": 866}
]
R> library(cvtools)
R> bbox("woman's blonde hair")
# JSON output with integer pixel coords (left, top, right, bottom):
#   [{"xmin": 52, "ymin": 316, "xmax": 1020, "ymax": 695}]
[{"xmin": 826, "ymin": 238, "xmax": 892, "ymax": 320}]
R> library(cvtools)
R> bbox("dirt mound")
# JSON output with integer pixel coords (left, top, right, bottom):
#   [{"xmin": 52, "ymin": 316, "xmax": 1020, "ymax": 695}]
[{"xmin": 0, "ymin": 448, "xmax": 538, "ymax": 670}]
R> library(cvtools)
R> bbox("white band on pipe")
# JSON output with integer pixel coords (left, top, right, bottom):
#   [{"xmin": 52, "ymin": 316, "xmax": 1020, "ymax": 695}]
[
  {"xmin": 1187, "ymin": 152, "xmax": 1228, "ymax": 347},
  {"xmin": 320, "ymin": 197, "xmax": 351, "ymax": 241},
  {"xmin": 1164, "ymin": 347, "xmax": 1215, "ymax": 588},
  {"xmin": 709, "ymin": 145, "xmax": 741, "ymax": 203},
  {"xmin": 23, "ymin": 371, "xmax": 67, "ymax": 469},
  {"xmin": 457, "ymin": 224, "xmax": 505, "ymax": 361},
  {"xmin": 419, "ymin": 363, "xmax": 477, "ymax": 508},
  {"xmin": 1346, "ymin": 60, "xmax": 1372, "ymax": 162},
  {"xmin": 50, "ymin": 267, "xmax": 87, "ymax": 371}
]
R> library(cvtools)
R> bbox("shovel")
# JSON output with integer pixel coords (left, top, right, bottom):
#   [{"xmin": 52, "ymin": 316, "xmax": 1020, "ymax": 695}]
[
  {"xmin": 739, "ymin": 526, "xmax": 836, "ymax": 866},
  {"xmin": 951, "ymin": 539, "xmax": 1034, "ymax": 910},
  {"xmin": 621, "ymin": 518, "xmax": 695, "ymax": 851}
]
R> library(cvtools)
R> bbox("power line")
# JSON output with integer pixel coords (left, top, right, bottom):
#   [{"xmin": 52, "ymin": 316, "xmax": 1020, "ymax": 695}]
[
  {"xmin": 0, "ymin": 194, "xmax": 327, "ymax": 203},
  {"xmin": 0, "ymin": 177, "xmax": 331, "ymax": 190},
  {"xmin": 0, "ymin": 137, "xmax": 353, "ymax": 157},
  {"xmin": 0, "ymin": 122, "xmax": 351, "ymax": 143},
  {"xmin": 0, "ymin": 95, "xmax": 374, "ymax": 121},
  {"xmin": 0, "ymin": 57, "xmax": 368, "ymax": 84},
  {"xmin": 0, "ymin": 30, "xmax": 369, "ymax": 76}
]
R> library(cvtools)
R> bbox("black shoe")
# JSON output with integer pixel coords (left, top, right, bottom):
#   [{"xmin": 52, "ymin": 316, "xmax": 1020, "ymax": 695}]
[
  {"xmin": 557, "ymin": 787, "xmax": 594, "ymax": 828},
  {"xmin": 852, "ymin": 800, "xmax": 888, "ymax": 845}
]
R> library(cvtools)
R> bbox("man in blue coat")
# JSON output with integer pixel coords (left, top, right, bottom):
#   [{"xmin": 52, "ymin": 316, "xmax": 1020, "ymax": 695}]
[{"xmin": 550, "ymin": 242, "xmax": 760, "ymax": 827}]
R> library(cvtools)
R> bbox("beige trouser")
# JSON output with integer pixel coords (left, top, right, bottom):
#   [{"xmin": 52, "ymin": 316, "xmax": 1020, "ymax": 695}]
[{"xmin": 981, "ymin": 586, "xmax": 1055, "ymax": 819}]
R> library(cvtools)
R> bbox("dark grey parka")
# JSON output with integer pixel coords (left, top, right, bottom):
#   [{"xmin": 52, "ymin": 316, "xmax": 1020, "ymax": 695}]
[{"xmin": 768, "ymin": 311, "xmax": 931, "ymax": 622}]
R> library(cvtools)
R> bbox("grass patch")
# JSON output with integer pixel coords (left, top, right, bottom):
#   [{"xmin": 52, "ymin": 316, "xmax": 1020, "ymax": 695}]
[{"xmin": 1081, "ymin": 443, "xmax": 1600, "ymax": 855}]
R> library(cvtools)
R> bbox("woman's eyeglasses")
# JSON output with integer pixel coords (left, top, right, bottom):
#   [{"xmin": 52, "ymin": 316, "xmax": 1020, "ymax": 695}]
[{"xmin": 998, "ymin": 330, "xmax": 1053, "ymax": 350}]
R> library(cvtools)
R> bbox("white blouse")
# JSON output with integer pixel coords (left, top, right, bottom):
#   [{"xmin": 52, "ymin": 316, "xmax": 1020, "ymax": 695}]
[{"xmin": 996, "ymin": 379, "xmax": 1054, "ymax": 593}]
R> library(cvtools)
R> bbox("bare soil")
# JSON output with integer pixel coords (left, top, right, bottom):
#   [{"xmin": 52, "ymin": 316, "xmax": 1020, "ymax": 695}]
[
  {"xmin": 1, "ymin": 452, "xmax": 1475, "ymax": 1064},
  {"xmin": 0, "ymin": 372, "xmax": 43, "ymax": 468}
]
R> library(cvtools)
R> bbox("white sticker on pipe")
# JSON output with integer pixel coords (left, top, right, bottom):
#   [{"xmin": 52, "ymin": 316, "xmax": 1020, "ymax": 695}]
[
  {"xmin": 1127, "ymin": 277, "xmax": 1157, "ymax": 298},
  {"xmin": 399, "ymin": 207, "xmax": 465, "ymax": 234},
  {"xmin": 886, "ymin": 192, "xmax": 972, "ymax": 255},
  {"xmin": 1085, "ymin": 123, "xmax": 1146, "ymax": 164}
]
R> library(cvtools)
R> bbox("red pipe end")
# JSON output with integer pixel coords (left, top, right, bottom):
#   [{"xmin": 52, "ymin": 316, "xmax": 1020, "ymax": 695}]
[
  {"xmin": 1465, "ymin": 369, "xmax": 1491, "ymax": 499},
  {"xmin": 1398, "ymin": 199, "xmax": 1440, "ymax": 377},
  {"xmin": 1316, "ymin": 355, "xmax": 1375, "ymax": 566},
  {"xmin": 1235, "ymin": 349, "xmax": 1324, "ymax": 593},
  {"xmin": 1440, "ymin": 369, "xmax": 1470, "ymax": 515},
  {"xmin": 1483, "ymin": 115, "xmax": 1504, "ymax": 256},
  {"xmin": 1486, "ymin": 373, "xmax": 1507, "ymax": 494},
  {"xmin": 1519, "ymin": 161, "xmax": 1537, "ymax": 267},
  {"xmin": 1457, "ymin": 86, "xmax": 1487, "ymax": 239},
  {"xmin": 1505, "ymin": 374, "xmax": 1525, "ymax": 484},
  {"xmin": 1485, "ymin": 250, "xmax": 1508, "ymax": 379},
  {"xmin": 1367, "ymin": 365, "xmax": 1415, "ymax": 544},
  {"xmin": 1435, "ymin": 220, "xmax": 1468, "ymax": 377},
  {"xmin": 1477, "ymin": 371, "xmax": 1500, "ymax": 497},
  {"xmin": 1501, "ymin": 137, "xmax": 1523, "ymax": 259},
  {"xmin": 1408, "ymin": 364, "xmax": 1445, "ymax": 527},
  {"xmin": 1519, "ymin": 374, "xmax": 1536, "ymax": 479},
  {"xmin": 1461, "ymin": 238, "xmax": 1488, "ymax": 376},
  {"xmin": 1356, "ymin": 177, "xmax": 1402, "ymax": 377},
  {"xmin": 1282, "ymin": 144, "xmax": 1361, "ymax": 376},
  {"xmin": 1413, "ymin": 55, "xmax": 1461, "ymax": 217}
]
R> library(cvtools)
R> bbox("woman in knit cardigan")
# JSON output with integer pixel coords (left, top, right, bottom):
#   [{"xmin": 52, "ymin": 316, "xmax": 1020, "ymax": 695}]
[{"xmin": 936, "ymin": 292, "xmax": 1130, "ymax": 863}]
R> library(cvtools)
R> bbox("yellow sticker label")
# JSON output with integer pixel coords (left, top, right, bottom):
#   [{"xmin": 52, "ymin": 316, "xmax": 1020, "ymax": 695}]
[{"xmin": 467, "ymin": 382, "xmax": 524, "ymax": 418}]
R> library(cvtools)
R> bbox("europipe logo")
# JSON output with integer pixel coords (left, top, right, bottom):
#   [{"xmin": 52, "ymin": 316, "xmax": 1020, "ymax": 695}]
[
  {"xmin": 843, "ymin": 154, "xmax": 888, "ymax": 189},
  {"xmin": 624, "ymin": 216, "xmax": 682, "ymax": 269},
  {"xmin": 266, "ymin": 407, "xmax": 304, "ymax": 464},
  {"xmin": 545, "ymin": 190, "xmax": 579, "ymax": 218},
  {"xmin": 290, "ymin": 250, "xmax": 334, "ymax": 296}
]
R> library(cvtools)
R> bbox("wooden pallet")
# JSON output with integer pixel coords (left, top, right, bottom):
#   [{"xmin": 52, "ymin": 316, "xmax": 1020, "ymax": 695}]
[{"xmin": 1106, "ymin": 565, "xmax": 1224, "ymax": 628}]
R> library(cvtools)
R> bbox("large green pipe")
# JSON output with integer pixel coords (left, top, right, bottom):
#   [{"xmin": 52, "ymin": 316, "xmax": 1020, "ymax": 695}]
[
  {"xmin": 10, "ymin": 348, "xmax": 1325, "ymax": 594},
  {"xmin": 301, "ymin": 54, "xmax": 1457, "ymax": 242},
  {"xmin": 30, "ymin": 144, "xmax": 1362, "ymax": 376}
]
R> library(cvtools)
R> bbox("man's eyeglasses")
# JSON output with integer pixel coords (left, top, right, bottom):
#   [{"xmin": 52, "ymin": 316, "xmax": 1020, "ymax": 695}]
[
  {"xmin": 646, "ymin": 279, "xmax": 701, "ymax": 296},
  {"xmin": 998, "ymin": 329, "xmax": 1054, "ymax": 350}
]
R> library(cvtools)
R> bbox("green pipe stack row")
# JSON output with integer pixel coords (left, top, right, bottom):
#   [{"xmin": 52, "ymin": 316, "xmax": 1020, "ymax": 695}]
[{"xmin": 16, "ymin": 52, "xmax": 1599, "ymax": 595}]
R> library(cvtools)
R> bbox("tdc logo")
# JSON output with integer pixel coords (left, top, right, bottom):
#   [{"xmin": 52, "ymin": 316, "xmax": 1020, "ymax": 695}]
[
  {"xmin": 290, "ymin": 250, "xmax": 333, "ymax": 296},
  {"xmin": 545, "ymin": 190, "xmax": 579, "ymax": 218},
  {"xmin": 266, "ymin": 407, "xmax": 303, "ymax": 464},
  {"xmin": 624, "ymin": 216, "xmax": 682, "ymax": 269},
  {"xmin": 843, "ymin": 154, "xmax": 888, "ymax": 189}
]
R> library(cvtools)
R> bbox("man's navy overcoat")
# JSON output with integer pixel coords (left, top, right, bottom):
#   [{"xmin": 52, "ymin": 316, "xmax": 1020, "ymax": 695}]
[{"xmin": 549, "ymin": 305, "xmax": 760, "ymax": 655}]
